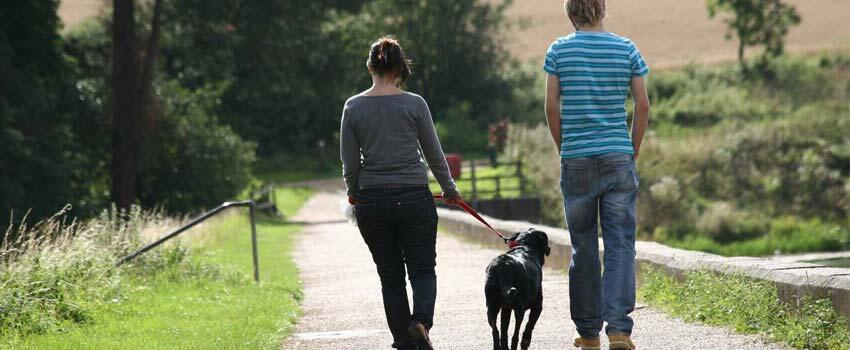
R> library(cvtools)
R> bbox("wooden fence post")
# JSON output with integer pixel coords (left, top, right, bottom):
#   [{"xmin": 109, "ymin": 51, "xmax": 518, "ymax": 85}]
[{"xmin": 470, "ymin": 160, "xmax": 478, "ymax": 200}]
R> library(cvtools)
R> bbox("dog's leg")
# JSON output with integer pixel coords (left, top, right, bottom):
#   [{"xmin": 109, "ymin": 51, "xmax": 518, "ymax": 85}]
[
  {"xmin": 521, "ymin": 294, "xmax": 543, "ymax": 350},
  {"xmin": 500, "ymin": 307, "xmax": 511, "ymax": 350},
  {"xmin": 511, "ymin": 308, "xmax": 525, "ymax": 350},
  {"xmin": 488, "ymin": 305, "xmax": 500, "ymax": 350}
]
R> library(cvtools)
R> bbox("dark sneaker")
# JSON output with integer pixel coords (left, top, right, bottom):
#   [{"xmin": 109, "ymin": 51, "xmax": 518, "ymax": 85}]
[{"xmin": 407, "ymin": 321, "xmax": 434, "ymax": 350}]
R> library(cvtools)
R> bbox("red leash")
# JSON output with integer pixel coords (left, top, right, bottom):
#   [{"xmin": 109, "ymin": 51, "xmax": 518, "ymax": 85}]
[{"xmin": 433, "ymin": 195, "xmax": 517, "ymax": 248}]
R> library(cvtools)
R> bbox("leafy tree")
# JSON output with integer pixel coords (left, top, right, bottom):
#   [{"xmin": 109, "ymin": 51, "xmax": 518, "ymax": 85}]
[
  {"xmin": 707, "ymin": 0, "xmax": 801, "ymax": 65},
  {"xmin": 159, "ymin": 0, "xmax": 345, "ymax": 156},
  {"xmin": 325, "ymin": 0, "xmax": 529, "ymax": 152},
  {"xmin": 63, "ymin": 13, "xmax": 257, "ymax": 216},
  {"xmin": 339, "ymin": 0, "xmax": 521, "ymax": 124},
  {"xmin": 159, "ymin": 0, "xmax": 527, "ymax": 155},
  {"xmin": 0, "ymin": 0, "xmax": 102, "ymax": 226},
  {"xmin": 137, "ymin": 82, "xmax": 255, "ymax": 213}
]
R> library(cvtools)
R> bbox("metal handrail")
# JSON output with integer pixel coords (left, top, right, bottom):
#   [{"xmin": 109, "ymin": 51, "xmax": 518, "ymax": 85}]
[{"xmin": 115, "ymin": 200, "xmax": 261, "ymax": 282}]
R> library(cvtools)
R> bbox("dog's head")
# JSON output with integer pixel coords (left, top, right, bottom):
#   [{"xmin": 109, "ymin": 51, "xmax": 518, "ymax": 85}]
[{"xmin": 514, "ymin": 228, "xmax": 550, "ymax": 263}]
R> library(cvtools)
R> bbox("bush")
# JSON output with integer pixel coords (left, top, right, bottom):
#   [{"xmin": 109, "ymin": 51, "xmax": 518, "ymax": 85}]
[
  {"xmin": 664, "ymin": 217, "xmax": 849, "ymax": 256},
  {"xmin": 696, "ymin": 202, "xmax": 768, "ymax": 243},
  {"xmin": 653, "ymin": 85, "xmax": 781, "ymax": 128},
  {"xmin": 137, "ymin": 82, "xmax": 256, "ymax": 214},
  {"xmin": 435, "ymin": 103, "xmax": 489, "ymax": 154},
  {"xmin": 642, "ymin": 176, "xmax": 697, "ymax": 239}
]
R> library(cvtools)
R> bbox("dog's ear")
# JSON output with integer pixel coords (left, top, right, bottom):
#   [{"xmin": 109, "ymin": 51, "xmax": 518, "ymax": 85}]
[
  {"xmin": 509, "ymin": 231, "xmax": 522, "ymax": 241},
  {"xmin": 545, "ymin": 246, "xmax": 551, "ymax": 256}
]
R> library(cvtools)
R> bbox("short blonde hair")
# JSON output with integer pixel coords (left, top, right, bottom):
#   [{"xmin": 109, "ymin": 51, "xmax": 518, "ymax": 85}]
[{"xmin": 565, "ymin": 0, "xmax": 606, "ymax": 28}]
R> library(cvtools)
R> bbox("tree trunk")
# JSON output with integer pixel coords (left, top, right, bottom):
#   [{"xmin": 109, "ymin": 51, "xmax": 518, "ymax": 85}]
[
  {"xmin": 139, "ymin": 0, "xmax": 163, "ymax": 109},
  {"xmin": 737, "ymin": 40, "xmax": 745, "ymax": 66},
  {"xmin": 111, "ymin": 0, "xmax": 137, "ymax": 210},
  {"xmin": 111, "ymin": 0, "xmax": 164, "ymax": 211}
]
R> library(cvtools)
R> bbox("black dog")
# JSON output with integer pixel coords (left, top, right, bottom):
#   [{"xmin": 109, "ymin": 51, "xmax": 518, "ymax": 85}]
[{"xmin": 485, "ymin": 228, "xmax": 550, "ymax": 350}]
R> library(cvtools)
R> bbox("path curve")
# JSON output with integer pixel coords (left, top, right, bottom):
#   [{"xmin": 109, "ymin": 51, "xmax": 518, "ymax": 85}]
[{"xmin": 283, "ymin": 184, "xmax": 789, "ymax": 349}]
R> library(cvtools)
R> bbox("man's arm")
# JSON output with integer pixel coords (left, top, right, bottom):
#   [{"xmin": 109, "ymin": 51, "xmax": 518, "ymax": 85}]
[
  {"xmin": 629, "ymin": 76, "xmax": 651, "ymax": 159},
  {"xmin": 545, "ymin": 74, "xmax": 562, "ymax": 153}
]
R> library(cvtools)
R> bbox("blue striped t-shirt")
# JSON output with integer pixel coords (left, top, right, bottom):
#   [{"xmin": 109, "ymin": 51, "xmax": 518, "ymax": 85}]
[{"xmin": 543, "ymin": 31, "xmax": 649, "ymax": 159}]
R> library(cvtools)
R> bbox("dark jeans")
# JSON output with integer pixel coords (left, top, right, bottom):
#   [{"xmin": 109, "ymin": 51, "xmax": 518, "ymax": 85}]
[{"xmin": 354, "ymin": 187, "xmax": 438, "ymax": 349}]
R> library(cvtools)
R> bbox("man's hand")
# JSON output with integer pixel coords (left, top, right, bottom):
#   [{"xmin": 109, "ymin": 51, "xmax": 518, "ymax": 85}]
[
  {"xmin": 630, "ymin": 76, "xmax": 650, "ymax": 162},
  {"xmin": 545, "ymin": 74, "xmax": 562, "ymax": 152},
  {"xmin": 348, "ymin": 196, "xmax": 356, "ymax": 205}
]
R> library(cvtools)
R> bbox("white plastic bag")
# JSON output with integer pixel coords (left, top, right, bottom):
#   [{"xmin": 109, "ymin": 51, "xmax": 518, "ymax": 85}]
[{"xmin": 340, "ymin": 199, "xmax": 358, "ymax": 226}]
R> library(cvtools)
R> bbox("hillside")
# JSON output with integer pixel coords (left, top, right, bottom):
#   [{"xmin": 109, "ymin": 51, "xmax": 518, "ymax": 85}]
[{"xmin": 494, "ymin": 0, "xmax": 850, "ymax": 67}]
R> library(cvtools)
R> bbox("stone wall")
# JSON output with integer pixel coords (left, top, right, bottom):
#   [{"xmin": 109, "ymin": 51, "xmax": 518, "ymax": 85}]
[{"xmin": 437, "ymin": 208, "xmax": 850, "ymax": 328}]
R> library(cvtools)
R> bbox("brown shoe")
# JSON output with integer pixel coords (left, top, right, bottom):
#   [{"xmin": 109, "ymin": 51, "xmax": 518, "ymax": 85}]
[
  {"xmin": 608, "ymin": 333, "xmax": 636, "ymax": 350},
  {"xmin": 408, "ymin": 322, "xmax": 433, "ymax": 350},
  {"xmin": 573, "ymin": 336, "xmax": 600, "ymax": 350}
]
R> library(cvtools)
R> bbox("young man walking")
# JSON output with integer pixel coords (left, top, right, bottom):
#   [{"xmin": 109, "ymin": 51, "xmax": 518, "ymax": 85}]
[{"xmin": 543, "ymin": 1, "xmax": 651, "ymax": 349}]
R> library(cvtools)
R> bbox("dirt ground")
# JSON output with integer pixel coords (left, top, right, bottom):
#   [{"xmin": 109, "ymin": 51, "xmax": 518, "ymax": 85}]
[
  {"xmin": 496, "ymin": 0, "xmax": 850, "ymax": 68},
  {"xmin": 58, "ymin": 0, "xmax": 849, "ymax": 67}
]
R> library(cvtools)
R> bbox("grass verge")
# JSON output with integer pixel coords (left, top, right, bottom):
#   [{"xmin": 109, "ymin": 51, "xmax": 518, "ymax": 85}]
[
  {"xmin": 638, "ymin": 266, "xmax": 850, "ymax": 350},
  {"xmin": 6, "ymin": 187, "xmax": 313, "ymax": 349}
]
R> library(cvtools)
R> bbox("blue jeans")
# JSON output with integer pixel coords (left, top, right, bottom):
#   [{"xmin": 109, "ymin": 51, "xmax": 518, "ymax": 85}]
[{"xmin": 560, "ymin": 152, "xmax": 638, "ymax": 338}]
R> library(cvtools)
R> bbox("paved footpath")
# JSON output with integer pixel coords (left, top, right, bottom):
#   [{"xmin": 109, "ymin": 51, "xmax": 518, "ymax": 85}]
[{"xmin": 283, "ymin": 186, "xmax": 789, "ymax": 350}]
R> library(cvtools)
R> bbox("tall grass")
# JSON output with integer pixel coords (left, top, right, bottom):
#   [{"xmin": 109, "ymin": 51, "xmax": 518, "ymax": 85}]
[
  {"xmin": 0, "ymin": 205, "xmax": 210, "ymax": 341},
  {"xmin": 13, "ymin": 187, "xmax": 313, "ymax": 349}
]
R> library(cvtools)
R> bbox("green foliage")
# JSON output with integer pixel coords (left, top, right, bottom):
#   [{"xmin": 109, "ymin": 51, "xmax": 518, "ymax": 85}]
[
  {"xmin": 435, "ymin": 103, "xmax": 489, "ymax": 154},
  {"xmin": 639, "ymin": 267, "xmax": 850, "ymax": 350},
  {"xmin": 161, "ymin": 0, "xmax": 348, "ymax": 156},
  {"xmin": 706, "ymin": 0, "xmax": 801, "ymax": 64},
  {"xmin": 6, "ymin": 17, "xmax": 259, "ymax": 218},
  {"xmin": 158, "ymin": 0, "xmax": 529, "ymax": 155},
  {"xmin": 511, "ymin": 52, "xmax": 850, "ymax": 255},
  {"xmin": 0, "ymin": 1, "xmax": 105, "ymax": 223},
  {"xmin": 662, "ymin": 217, "xmax": 850, "ymax": 256},
  {"xmin": 362, "ymin": 0, "xmax": 522, "ymax": 126},
  {"xmin": 639, "ymin": 53, "xmax": 850, "ymax": 253},
  {"xmin": 137, "ymin": 82, "xmax": 255, "ymax": 213}
]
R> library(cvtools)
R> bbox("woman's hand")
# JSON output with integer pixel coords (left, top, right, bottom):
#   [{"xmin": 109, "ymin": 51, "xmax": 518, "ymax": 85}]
[{"xmin": 441, "ymin": 190, "xmax": 463, "ymax": 206}]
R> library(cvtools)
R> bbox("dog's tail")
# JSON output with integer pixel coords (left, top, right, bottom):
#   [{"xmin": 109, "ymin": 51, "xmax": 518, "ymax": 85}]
[
  {"xmin": 496, "ymin": 264, "xmax": 518, "ymax": 304},
  {"xmin": 502, "ymin": 285, "xmax": 518, "ymax": 304}
]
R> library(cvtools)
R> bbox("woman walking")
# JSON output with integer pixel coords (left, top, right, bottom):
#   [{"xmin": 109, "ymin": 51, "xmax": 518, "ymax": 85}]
[{"xmin": 339, "ymin": 36, "xmax": 461, "ymax": 350}]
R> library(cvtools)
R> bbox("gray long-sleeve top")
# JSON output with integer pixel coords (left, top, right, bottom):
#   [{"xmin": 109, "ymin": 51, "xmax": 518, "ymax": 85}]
[{"xmin": 339, "ymin": 92, "xmax": 458, "ymax": 198}]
